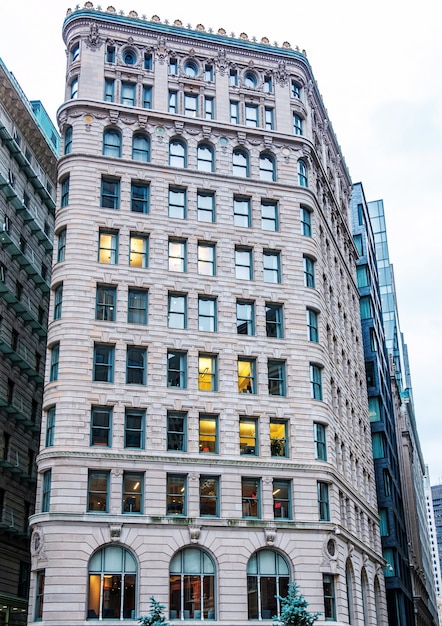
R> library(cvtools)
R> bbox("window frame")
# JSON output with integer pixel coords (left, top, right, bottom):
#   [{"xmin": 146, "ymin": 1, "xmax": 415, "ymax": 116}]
[
  {"xmin": 167, "ymin": 350, "xmax": 187, "ymax": 389},
  {"xmin": 198, "ymin": 354, "xmax": 218, "ymax": 391},
  {"xmin": 131, "ymin": 181, "xmax": 150, "ymax": 213},
  {"xmin": 232, "ymin": 148, "xmax": 250, "ymax": 177},
  {"xmin": 197, "ymin": 143, "xmax": 215, "ymax": 172},
  {"xmin": 314, "ymin": 422, "xmax": 327, "ymax": 461},
  {"xmin": 310, "ymin": 364, "xmax": 323, "ymax": 401},
  {"xmin": 199, "ymin": 414, "xmax": 218, "ymax": 454},
  {"xmin": 129, "ymin": 233, "xmax": 149, "ymax": 268},
  {"xmin": 270, "ymin": 420, "xmax": 288, "ymax": 458},
  {"xmin": 200, "ymin": 475, "xmax": 219, "ymax": 517},
  {"xmin": 90, "ymin": 406, "xmax": 112, "ymax": 447},
  {"xmin": 323, "ymin": 574, "xmax": 336, "ymax": 620},
  {"xmin": 259, "ymin": 153, "xmax": 276, "ymax": 182},
  {"xmin": 87, "ymin": 469, "xmax": 110, "ymax": 513},
  {"xmin": 235, "ymin": 247, "xmax": 253, "ymax": 280},
  {"xmin": 168, "ymin": 293, "xmax": 187, "ymax": 329},
  {"xmin": 93, "ymin": 343, "xmax": 115, "ymax": 383},
  {"xmin": 102, "ymin": 129, "xmax": 122, "ymax": 158},
  {"xmin": 100, "ymin": 176, "xmax": 120, "ymax": 210},
  {"xmin": 60, "ymin": 175, "xmax": 70, "ymax": 207},
  {"xmin": 263, "ymin": 250, "xmax": 281, "ymax": 283},
  {"xmin": 261, "ymin": 200, "xmax": 278, "ymax": 231},
  {"xmin": 167, "ymin": 411, "xmax": 187, "ymax": 452},
  {"xmin": 300, "ymin": 206, "xmax": 312, "ymax": 236},
  {"xmin": 307, "ymin": 308, "xmax": 319, "ymax": 342},
  {"xmin": 168, "ymin": 187, "xmax": 187, "ymax": 219},
  {"xmin": 126, "ymin": 346, "xmax": 147, "ymax": 385},
  {"xmin": 132, "ymin": 132, "xmax": 150, "ymax": 162},
  {"xmin": 273, "ymin": 479, "xmax": 291, "ymax": 519},
  {"xmin": 303, "ymin": 255, "xmax": 315, "ymax": 288},
  {"xmin": 166, "ymin": 474, "xmax": 187, "ymax": 516},
  {"xmin": 122, "ymin": 472, "xmax": 144, "ymax": 514},
  {"xmin": 49, "ymin": 343, "xmax": 60, "ymax": 382},
  {"xmin": 95, "ymin": 284, "xmax": 117, "ymax": 322},
  {"xmin": 124, "ymin": 408, "xmax": 145, "ymax": 449},
  {"xmin": 318, "ymin": 481, "xmax": 330, "ymax": 521},
  {"xmin": 169, "ymin": 139, "xmax": 187, "ymax": 168},
  {"xmin": 41, "ymin": 470, "xmax": 51, "ymax": 513},
  {"xmin": 268, "ymin": 359, "xmax": 286, "ymax": 396},
  {"xmin": 168, "ymin": 239, "xmax": 186, "ymax": 272},
  {"xmin": 237, "ymin": 357, "xmax": 257, "ymax": 394},
  {"xmin": 128, "ymin": 288, "xmax": 148, "ymax": 325},
  {"xmin": 242, "ymin": 477, "xmax": 260, "ymax": 518},
  {"xmin": 236, "ymin": 300, "xmax": 255, "ymax": 336},
  {"xmin": 53, "ymin": 283, "xmax": 63, "ymax": 320},
  {"xmin": 45, "ymin": 406, "xmax": 56, "ymax": 447},
  {"xmin": 266, "ymin": 303, "xmax": 284, "ymax": 338},
  {"xmin": 197, "ymin": 242, "xmax": 216, "ymax": 276}
]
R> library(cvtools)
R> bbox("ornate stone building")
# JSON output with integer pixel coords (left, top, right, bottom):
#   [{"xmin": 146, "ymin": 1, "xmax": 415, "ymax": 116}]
[{"xmin": 29, "ymin": 5, "xmax": 387, "ymax": 625}]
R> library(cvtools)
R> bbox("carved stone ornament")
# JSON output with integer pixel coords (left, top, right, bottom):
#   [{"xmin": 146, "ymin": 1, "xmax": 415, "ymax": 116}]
[
  {"xmin": 216, "ymin": 49, "xmax": 227, "ymax": 76},
  {"xmin": 111, "ymin": 468, "xmax": 123, "ymax": 477},
  {"xmin": 110, "ymin": 523, "xmax": 122, "ymax": 540},
  {"xmin": 189, "ymin": 526, "xmax": 201, "ymax": 543},
  {"xmin": 155, "ymin": 37, "xmax": 168, "ymax": 64},
  {"xmin": 264, "ymin": 526, "xmax": 277, "ymax": 546},
  {"xmin": 276, "ymin": 60, "xmax": 289, "ymax": 86},
  {"xmin": 31, "ymin": 528, "xmax": 44, "ymax": 557},
  {"xmin": 86, "ymin": 23, "xmax": 103, "ymax": 51}
]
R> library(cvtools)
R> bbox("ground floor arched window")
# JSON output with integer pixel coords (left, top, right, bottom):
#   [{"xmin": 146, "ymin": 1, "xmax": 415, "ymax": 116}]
[
  {"xmin": 247, "ymin": 549, "xmax": 289, "ymax": 620},
  {"xmin": 169, "ymin": 548, "xmax": 216, "ymax": 620},
  {"xmin": 88, "ymin": 545, "xmax": 137, "ymax": 619}
]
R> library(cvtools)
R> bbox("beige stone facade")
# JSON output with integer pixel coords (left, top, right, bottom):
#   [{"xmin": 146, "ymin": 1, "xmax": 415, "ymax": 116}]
[{"xmin": 29, "ymin": 5, "xmax": 387, "ymax": 625}]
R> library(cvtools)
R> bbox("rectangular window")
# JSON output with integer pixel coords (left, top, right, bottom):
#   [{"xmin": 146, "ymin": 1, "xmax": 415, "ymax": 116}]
[
  {"xmin": 266, "ymin": 303, "xmax": 284, "ymax": 338},
  {"xmin": 238, "ymin": 358, "xmax": 256, "ymax": 394},
  {"xmin": 291, "ymin": 80, "xmax": 301, "ymax": 98},
  {"xmin": 372, "ymin": 432, "xmax": 386, "ymax": 459},
  {"xmin": 268, "ymin": 360, "xmax": 286, "ymax": 396},
  {"xmin": 360, "ymin": 296, "xmax": 373, "ymax": 320},
  {"xmin": 261, "ymin": 200, "xmax": 278, "ymax": 231},
  {"xmin": 45, "ymin": 406, "xmax": 55, "ymax": 447},
  {"xmin": 168, "ymin": 293, "xmax": 187, "ymax": 329},
  {"xmin": 144, "ymin": 52, "xmax": 153, "ymax": 69},
  {"xmin": 169, "ymin": 187, "xmax": 187, "ymax": 219},
  {"xmin": 96, "ymin": 285, "xmax": 116, "ymax": 321},
  {"xmin": 318, "ymin": 482, "xmax": 330, "ymax": 521},
  {"xmin": 293, "ymin": 114, "xmax": 303, "ymax": 135},
  {"xmin": 167, "ymin": 411, "xmax": 186, "ymax": 451},
  {"xmin": 184, "ymin": 93, "xmax": 198, "ymax": 117},
  {"xmin": 131, "ymin": 181, "xmax": 150, "ymax": 213},
  {"xmin": 123, "ymin": 472, "xmax": 143, "ymax": 513},
  {"xmin": 230, "ymin": 101, "xmax": 239, "ymax": 124},
  {"xmin": 353, "ymin": 234, "xmax": 363, "ymax": 255},
  {"xmin": 307, "ymin": 308, "xmax": 319, "ymax": 342},
  {"xmin": 98, "ymin": 229, "xmax": 118, "ymax": 264},
  {"xmin": 383, "ymin": 548, "xmax": 395, "ymax": 577},
  {"xmin": 323, "ymin": 574, "xmax": 336, "ymax": 620},
  {"xmin": 263, "ymin": 251, "xmax": 281, "ymax": 283},
  {"xmin": 34, "ymin": 571, "xmax": 45, "ymax": 621},
  {"xmin": 198, "ymin": 354, "xmax": 217, "ymax": 391},
  {"xmin": 128, "ymin": 288, "xmax": 148, "ymax": 325},
  {"xmin": 197, "ymin": 191, "xmax": 215, "ymax": 222},
  {"xmin": 104, "ymin": 78, "xmax": 115, "ymax": 101},
  {"xmin": 60, "ymin": 176, "xmax": 70, "ymax": 207},
  {"xmin": 53, "ymin": 284, "xmax": 63, "ymax": 320},
  {"xmin": 198, "ymin": 242, "xmax": 216, "ymax": 276},
  {"xmin": 106, "ymin": 45, "xmax": 116, "ymax": 63},
  {"xmin": 41, "ymin": 470, "xmax": 51, "ymax": 513},
  {"xmin": 310, "ymin": 364, "xmax": 322, "ymax": 401},
  {"xmin": 49, "ymin": 343, "xmax": 59, "ymax": 382},
  {"xmin": 198, "ymin": 297, "xmax": 217, "ymax": 332},
  {"xmin": 169, "ymin": 58, "xmax": 178, "ymax": 75},
  {"xmin": 300, "ymin": 207, "xmax": 312, "ymax": 236},
  {"xmin": 168, "ymin": 90, "xmax": 178, "ymax": 113},
  {"xmin": 240, "ymin": 417, "xmax": 257, "ymax": 455},
  {"xmin": 368, "ymin": 396, "xmax": 381, "ymax": 422},
  {"xmin": 242, "ymin": 477, "xmax": 260, "ymax": 518},
  {"xmin": 167, "ymin": 350, "xmax": 187, "ymax": 388},
  {"xmin": 91, "ymin": 406, "xmax": 112, "ymax": 447},
  {"xmin": 57, "ymin": 227, "xmax": 66, "ymax": 262},
  {"xmin": 245, "ymin": 104, "xmax": 259, "ymax": 127},
  {"xmin": 100, "ymin": 176, "xmax": 120, "ymax": 210},
  {"xmin": 199, "ymin": 414, "xmax": 218, "ymax": 453},
  {"xmin": 229, "ymin": 69, "xmax": 238, "ymax": 86},
  {"xmin": 235, "ymin": 247, "xmax": 253, "ymax": 280},
  {"xmin": 273, "ymin": 480, "xmax": 291, "ymax": 519},
  {"xmin": 124, "ymin": 409, "xmax": 145, "ymax": 449},
  {"xmin": 126, "ymin": 346, "xmax": 146, "ymax": 385},
  {"xmin": 233, "ymin": 196, "xmax": 251, "ymax": 227},
  {"xmin": 93, "ymin": 343, "xmax": 114, "ymax": 382},
  {"xmin": 167, "ymin": 474, "xmax": 186, "ymax": 515},
  {"xmin": 270, "ymin": 420, "xmax": 288, "ymax": 457},
  {"xmin": 357, "ymin": 265, "xmax": 370, "ymax": 288},
  {"xmin": 204, "ymin": 96, "xmax": 214, "ymax": 119},
  {"xmin": 142, "ymin": 85, "xmax": 152, "ymax": 109},
  {"xmin": 265, "ymin": 107, "xmax": 274, "ymax": 130},
  {"xmin": 168, "ymin": 239, "xmax": 186, "ymax": 272},
  {"xmin": 303, "ymin": 256, "xmax": 315, "ymax": 288},
  {"xmin": 236, "ymin": 300, "xmax": 254, "ymax": 335},
  {"xmin": 121, "ymin": 81, "xmax": 136, "ymax": 106},
  {"xmin": 263, "ymin": 75, "xmax": 273, "ymax": 93},
  {"xmin": 200, "ymin": 476, "xmax": 219, "ymax": 516},
  {"xmin": 314, "ymin": 423, "xmax": 327, "ymax": 460},
  {"xmin": 379, "ymin": 508, "xmax": 389, "ymax": 536},
  {"xmin": 87, "ymin": 469, "xmax": 109, "ymax": 512},
  {"xmin": 129, "ymin": 234, "xmax": 148, "ymax": 268},
  {"xmin": 204, "ymin": 64, "xmax": 214, "ymax": 81}
]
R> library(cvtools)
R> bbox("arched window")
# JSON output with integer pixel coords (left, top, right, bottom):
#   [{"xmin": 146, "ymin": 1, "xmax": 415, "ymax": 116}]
[
  {"xmin": 103, "ymin": 128, "xmax": 122, "ymax": 158},
  {"xmin": 71, "ymin": 42, "xmax": 80, "ymax": 62},
  {"xmin": 197, "ymin": 143, "xmax": 214, "ymax": 172},
  {"xmin": 183, "ymin": 60, "xmax": 199, "ymax": 78},
  {"xmin": 297, "ymin": 159, "xmax": 308, "ymax": 187},
  {"xmin": 64, "ymin": 126, "xmax": 73, "ymax": 155},
  {"xmin": 132, "ymin": 132, "xmax": 150, "ymax": 162},
  {"xmin": 361, "ymin": 569, "xmax": 369, "ymax": 626},
  {"xmin": 259, "ymin": 152, "xmax": 276, "ymax": 182},
  {"xmin": 247, "ymin": 550, "xmax": 289, "ymax": 620},
  {"xmin": 88, "ymin": 545, "xmax": 137, "ymax": 620},
  {"xmin": 169, "ymin": 548, "xmax": 216, "ymax": 620},
  {"xmin": 374, "ymin": 576, "xmax": 382, "ymax": 625},
  {"xmin": 169, "ymin": 139, "xmax": 187, "ymax": 168},
  {"xmin": 232, "ymin": 148, "xmax": 249, "ymax": 178},
  {"xmin": 345, "ymin": 560, "xmax": 354, "ymax": 624}
]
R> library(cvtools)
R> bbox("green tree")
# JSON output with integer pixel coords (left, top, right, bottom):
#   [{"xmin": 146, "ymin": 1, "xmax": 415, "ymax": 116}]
[
  {"xmin": 138, "ymin": 597, "xmax": 170, "ymax": 626},
  {"xmin": 273, "ymin": 582, "xmax": 320, "ymax": 626}
]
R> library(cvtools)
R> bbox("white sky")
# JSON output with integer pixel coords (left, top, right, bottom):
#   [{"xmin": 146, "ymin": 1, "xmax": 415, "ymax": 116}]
[{"xmin": 1, "ymin": 1, "xmax": 441, "ymax": 483}]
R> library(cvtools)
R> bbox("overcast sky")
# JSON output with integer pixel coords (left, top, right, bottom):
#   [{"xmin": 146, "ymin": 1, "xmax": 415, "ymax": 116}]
[{"xmin": 1, "ymin": 1, "xmax": 441, "ymax": 483}]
